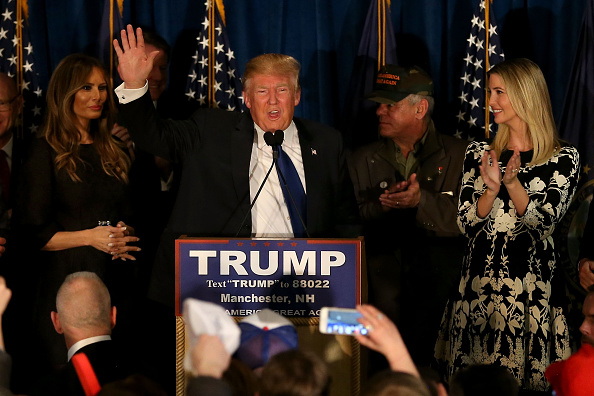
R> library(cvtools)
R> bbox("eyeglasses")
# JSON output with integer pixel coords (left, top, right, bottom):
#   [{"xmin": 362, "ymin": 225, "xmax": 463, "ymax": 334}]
[{"xmin": 0, "ymin": 95, "xmax": 19, "ymax": 112}]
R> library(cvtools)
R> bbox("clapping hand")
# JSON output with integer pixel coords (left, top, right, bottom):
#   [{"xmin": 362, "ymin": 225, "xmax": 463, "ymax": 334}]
[
  {"xmin": 479, "ymin": 149, "xmax": 502, "ymax": 196},
  {"xmin": 502, "ymin": 148, "xmax": 521, "ymax": 185},
  {"xmin": 379, "ymin": 174, "xmax": 421, "ymax": 210}
]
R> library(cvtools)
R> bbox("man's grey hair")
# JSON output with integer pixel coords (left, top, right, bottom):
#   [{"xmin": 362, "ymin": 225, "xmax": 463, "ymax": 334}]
[
  {"xmin": 56, "ymin": 271, "xmax": 112, "ymax": 331},
  {"xmin": 406, "ymin": 94, "xmax": 435, "ymax": 120}
]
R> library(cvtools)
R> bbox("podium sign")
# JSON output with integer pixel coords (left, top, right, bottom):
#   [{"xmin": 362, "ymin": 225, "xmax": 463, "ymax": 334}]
[{"xmin": 175, "ymin": 238, "xmax": 362, "ymax": 317}]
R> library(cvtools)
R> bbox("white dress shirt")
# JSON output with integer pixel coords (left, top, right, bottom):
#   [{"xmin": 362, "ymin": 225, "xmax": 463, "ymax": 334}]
[
  {"xmin": 250, "ymin": 122, "xmax": 306, "ymax": 237},
  {"xmin": 67, "ymin": 335, "xmax": 111, "ymax": 361}
]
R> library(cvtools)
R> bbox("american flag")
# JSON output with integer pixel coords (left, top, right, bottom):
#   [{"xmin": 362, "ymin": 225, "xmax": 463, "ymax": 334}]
[
  {"xmin": 185, "ymin": 0, "xmax": 244, "ymax": 111},
  {"xmin": 98, "ymin": 0, "xmax": 125, "ymax": 87},
  {"xmin": 341, "ymin": 0, "xmax": 397, "ymax": 149},
  {"xmin": 454, "ymin": 0, "xmax": 505, "ymax": 141},
  {"xmin": 0, "ymin": 0, "xmax": 43, "ymax": 136}
]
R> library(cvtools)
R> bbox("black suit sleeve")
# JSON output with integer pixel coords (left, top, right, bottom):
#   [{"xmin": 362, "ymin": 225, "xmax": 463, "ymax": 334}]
[{"xmin": 117, "ymin": 91, "xmax": 199, "ymax": 164}]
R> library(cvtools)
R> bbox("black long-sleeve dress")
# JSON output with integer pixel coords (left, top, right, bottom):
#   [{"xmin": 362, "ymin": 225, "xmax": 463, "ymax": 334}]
[{"xmin": 13, "ymin": 137, "xmax": 132, "ymax": 365}]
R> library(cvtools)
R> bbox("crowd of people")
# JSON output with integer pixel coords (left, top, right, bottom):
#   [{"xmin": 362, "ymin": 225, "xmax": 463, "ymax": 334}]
[{"xmin": 0, "ymin": 22, "xmax": 590, "ymax": 395}]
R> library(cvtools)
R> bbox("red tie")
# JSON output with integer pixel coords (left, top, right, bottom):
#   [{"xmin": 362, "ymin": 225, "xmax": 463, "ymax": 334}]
[{"xmin": 0, "ymin": 150, "xmax": 9, "ymax": 202}]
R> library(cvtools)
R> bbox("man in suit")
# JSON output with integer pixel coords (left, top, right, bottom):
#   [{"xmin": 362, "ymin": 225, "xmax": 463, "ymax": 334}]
[
  {"xmin": 115, "ymin": 29, "xmax": 185, "ymax": 297},
  {"xmin": 349, "ymin": 65, "xmax": 468, "ymax": 368},
  {"xmin": 111, "ymin": 29, "xmax": 194, "ymax": 395},
  {"xmin": 0, "ymin": 73, "xmax": 22, "ymax": 260},
  {"xmin": 113, "ymin": 25, "xmax": 360, "ymax": 307},
  {"xmin": 45, "ymin": 271, "xmax": 128, "ymax": 395},
  {"xmin": 113, "ymin": 26, "xmax": 358, "ymax": 394},
  {"xmin": 0, "ymin": 73, "xmax": 30, "ymax": 393}
]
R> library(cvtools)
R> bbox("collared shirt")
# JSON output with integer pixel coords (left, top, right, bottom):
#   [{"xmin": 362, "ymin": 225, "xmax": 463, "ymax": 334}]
[
  {"xmin": 392, "ymin": 129, "xmax": 429, "ymax": 180},
  {"xmin": 115, "ymin": 82, "xmax": 306, "ymax": 237},
  {"xmin": 67, "ymin": 335, "xmax": 111, "ymax": 361},
  {"xmin": 250, "ymin": 122, "xmax": 306, "ymax": 237}
]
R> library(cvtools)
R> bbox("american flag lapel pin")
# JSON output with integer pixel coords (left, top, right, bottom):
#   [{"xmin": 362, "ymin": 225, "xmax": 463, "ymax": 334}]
[{"xmin": 438, "ymin": 166, "xmax": 443, "ymax": 175}]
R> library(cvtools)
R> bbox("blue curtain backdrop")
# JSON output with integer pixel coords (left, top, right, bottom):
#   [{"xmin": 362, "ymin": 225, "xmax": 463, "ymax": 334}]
[{"xmin": 25, "ymin": 0, "xmax": 587, "ymax": 146}]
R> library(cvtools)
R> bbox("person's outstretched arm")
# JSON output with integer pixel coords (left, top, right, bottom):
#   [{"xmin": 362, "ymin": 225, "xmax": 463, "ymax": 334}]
[{"xmin": 355, "ymin": 304, "xmax": 419, "ymax": 377}]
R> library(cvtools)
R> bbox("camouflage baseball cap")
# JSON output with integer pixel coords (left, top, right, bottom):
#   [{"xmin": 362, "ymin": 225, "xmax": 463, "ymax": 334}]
[{"xmin": 365, "ymin": 65, "xmax": 433, "ymax": 104}]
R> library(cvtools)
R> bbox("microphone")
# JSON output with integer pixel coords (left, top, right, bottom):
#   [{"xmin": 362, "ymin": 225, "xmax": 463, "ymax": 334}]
[
  {"xmin": 273, "ymin": 130, "xmax": 284, "ymax": 146},
  {"xmin": 272, "ymin": 130, "xmax": 310, "ymax": 238},
  {"xmin": 234, "ymin": 131, "xmax": 279, "ymax": 237},
  {"xmin": 263, "ymin": 131, "xmax": 276, "ymax": 147},
  {"xmin": 264, "ymin": 131, "xmax": 280, "ymax": 160}
]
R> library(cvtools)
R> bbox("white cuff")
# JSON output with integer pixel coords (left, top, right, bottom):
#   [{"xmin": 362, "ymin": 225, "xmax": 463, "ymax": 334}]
[{"xmin": 114, "ymin": 81, "xmax": 149, "ymax": 104}]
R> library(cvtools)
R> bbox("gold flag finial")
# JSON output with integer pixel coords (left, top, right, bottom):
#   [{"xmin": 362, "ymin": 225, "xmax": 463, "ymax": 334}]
[
  {"xmin": 22, "ymin": 0, "xmax": 29, "ymax": 20},
  {"xmin": 215, "ymin": 0, "xmax": 226, "ymax": 25},
  {"xmin": 484, "ymin": 0, "xmax": 491, "ymax": 139}
]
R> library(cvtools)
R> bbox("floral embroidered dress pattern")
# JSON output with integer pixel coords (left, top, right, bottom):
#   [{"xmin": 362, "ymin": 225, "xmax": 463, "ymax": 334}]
[{"xmin": 435, "ymin": 140, "xmax": 580, "ymax": 390}]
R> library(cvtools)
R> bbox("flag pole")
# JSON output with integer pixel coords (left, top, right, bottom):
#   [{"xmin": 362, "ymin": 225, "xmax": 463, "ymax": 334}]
[
  {"xmin": 484, "ymin": 0, "xmax": 491, "ymax": 139},
  {"xmin": 376, "ymin": 0, "xmax": 380, "ymax": 70},
  {"xmin": 383, "ymin": 0, "xmax": 390, "ymax": 67},
  {"xmin": 16, "ymin": 0, "xmax": 24, "ymax": 137},
  {"xmin": 208, "ymin": 0, "xmax": 215, "ymax": 107},
  {"xmin": 376, "ymin": 0, "xmax": 391, "ymax": 69},
  {"xmin": 109, "ymin": 0, "xmax": 114, "ymax": 87}
]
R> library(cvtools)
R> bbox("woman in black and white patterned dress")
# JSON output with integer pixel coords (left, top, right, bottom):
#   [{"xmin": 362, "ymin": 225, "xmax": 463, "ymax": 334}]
[{"xmin": 435, "ymin": 58, "xmax": 579, "ymax": 391}]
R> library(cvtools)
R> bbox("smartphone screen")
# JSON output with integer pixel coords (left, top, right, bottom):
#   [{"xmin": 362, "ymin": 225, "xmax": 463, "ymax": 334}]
[{"xmin": 319, "ymin": 307, "xmax": 368, "ymax": 336}]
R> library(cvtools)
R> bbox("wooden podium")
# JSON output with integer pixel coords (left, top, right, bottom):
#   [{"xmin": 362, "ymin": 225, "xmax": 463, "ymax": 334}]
[{"xmin": 175, "ymin": 236, "xmax": 366, "ymax": 395}]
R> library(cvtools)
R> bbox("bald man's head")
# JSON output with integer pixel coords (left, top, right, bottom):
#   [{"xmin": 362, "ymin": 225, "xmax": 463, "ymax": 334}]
[{"xmin": 53, "ymin": 272, "xmax": 114, "ymax": 338}]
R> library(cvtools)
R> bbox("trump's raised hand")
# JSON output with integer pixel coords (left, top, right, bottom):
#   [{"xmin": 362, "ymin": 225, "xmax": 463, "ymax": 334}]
[{"xmin": 113, "ymin": 25, "xmax": 160, "ymax": 89}]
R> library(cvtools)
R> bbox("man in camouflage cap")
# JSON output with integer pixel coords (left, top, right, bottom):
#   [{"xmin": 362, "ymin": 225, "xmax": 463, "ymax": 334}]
[{"xmin": 348, "ymin": 65, "xmax": 468, "ymax": 369}]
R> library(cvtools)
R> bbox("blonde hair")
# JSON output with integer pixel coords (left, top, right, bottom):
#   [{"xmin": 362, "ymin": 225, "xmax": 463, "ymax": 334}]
[
  {"xmin": 488, "ymin": 58, "xmax": 560, "ymax": 165},
  {"xmin": 42, "ymin": 53, "xmax": 130, "ymax": 183},
  {"xmin": 242, "ymin": 53, "xmax": 301, "ymax": 92}
]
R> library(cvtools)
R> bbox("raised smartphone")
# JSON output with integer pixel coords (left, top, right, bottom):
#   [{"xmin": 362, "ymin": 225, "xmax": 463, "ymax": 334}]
[{"xmin": 318, "ymin": 307, "xmax": 368, "ymax": 336}]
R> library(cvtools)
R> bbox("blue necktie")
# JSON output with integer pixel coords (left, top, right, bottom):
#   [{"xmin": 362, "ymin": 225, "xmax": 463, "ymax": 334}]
[{"xmin": 276, "ymin": 146, "xmax": 307, "ymax": 237}]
